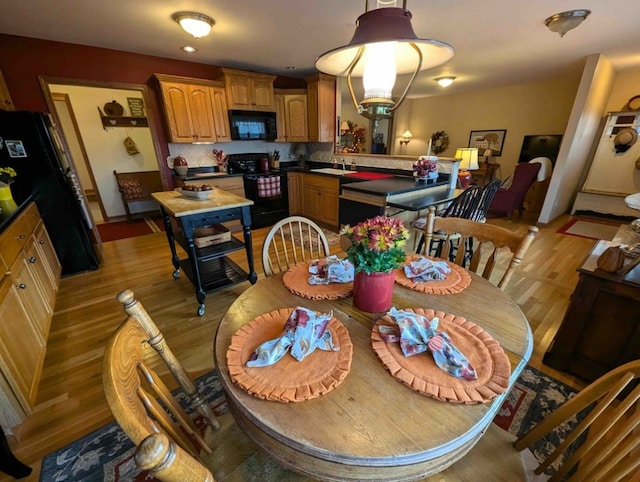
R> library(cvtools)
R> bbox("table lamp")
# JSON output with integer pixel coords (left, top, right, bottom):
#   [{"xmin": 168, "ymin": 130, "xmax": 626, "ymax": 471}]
[
  {"xmin": 483, "ymin": 148, "xmax": 493, "ymax": 163},
  {"xmin": 455, "ymin": 148, "xmax": 479, "ymax": 188}
]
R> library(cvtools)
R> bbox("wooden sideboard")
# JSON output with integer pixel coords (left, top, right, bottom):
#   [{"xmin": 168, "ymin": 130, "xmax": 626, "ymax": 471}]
[
  {"xmin": 544, "ymin": 225, "xmax": 640, "ymax": 382},
  {"xmin": 0, "ymin": 202, "xmax": 60, "ymax": 431}
]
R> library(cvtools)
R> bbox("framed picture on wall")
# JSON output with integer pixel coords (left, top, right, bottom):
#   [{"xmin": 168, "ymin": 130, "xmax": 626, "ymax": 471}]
[{"xmin": 468, "ymin": 129, "xmax": 507, "ymax": 156}]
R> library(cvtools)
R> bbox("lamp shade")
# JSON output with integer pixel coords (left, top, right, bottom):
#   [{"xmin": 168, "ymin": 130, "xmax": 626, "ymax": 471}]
[
  {"xmin": 293, "ymin": 143, "xmax": 307, "ymax": 155},
  {"xmin": 401, "ymin": 130, "xmax": 413, "ymax": 140},
  {"xmin": 483, "ymin": 148, "xmax": 493, "ymax": 157},
  {"xmin": 455, "ymin": 148, "xmax": 479, "ymax": 171}
]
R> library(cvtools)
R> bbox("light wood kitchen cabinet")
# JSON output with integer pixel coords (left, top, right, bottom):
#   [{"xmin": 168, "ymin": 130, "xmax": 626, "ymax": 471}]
[
  {"xmin": 306, "ymin": 73, "xmax": 336, "ymax": 143},
  {"xmin": 0, "ymin": 202, "xmax": 60, "ymax": 428},
  {"xmin": 0, "ymin": 69, "xmax": 15, "ymax": 111},
  {"xmin": 302, "ymin": 174, "xmax": 340, "ymax": 229},
  {"xmin": 275, "ymin": 90, "xmax": 308, "ymax": 142},
  {"xmin": 287, "ymin": 172, "xmax": 304, "ymax": 215},
  {"xmin": 155, "ymin": 74, "xmax": 231, "ymax": 144},
  {"xmin": 215, "ymin": 68, "xmax": 276, "ymax": 112}
]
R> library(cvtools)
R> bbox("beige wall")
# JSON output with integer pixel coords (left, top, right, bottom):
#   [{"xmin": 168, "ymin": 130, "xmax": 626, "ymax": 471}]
[{"xmin": 50, "ymin": 84, "xmax": 159, "ymax": 219}]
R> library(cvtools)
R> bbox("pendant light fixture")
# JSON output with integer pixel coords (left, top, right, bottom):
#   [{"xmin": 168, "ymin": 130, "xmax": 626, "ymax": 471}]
[
  {"xmin": 172, "ymin": 12, "xmax": 215, "ymax": 39},
  {"xmin": 315, "ymin": 0, "xmax": 454, "ymax": 120}
]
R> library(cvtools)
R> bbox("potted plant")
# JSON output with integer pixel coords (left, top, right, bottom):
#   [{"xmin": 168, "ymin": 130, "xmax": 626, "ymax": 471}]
[
  {"xmin": 340, "ymin": 216, "xmax": 409, "ymax": 312},
  {"xmin": 0, "ymin": 166, "xmax": 18, "ymax": 214}
]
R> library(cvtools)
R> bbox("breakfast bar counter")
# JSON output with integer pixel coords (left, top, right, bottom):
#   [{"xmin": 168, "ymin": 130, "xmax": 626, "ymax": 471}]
[{"xmin": 152, "ymin": 189, "xmax": 257, "ymax": 316}]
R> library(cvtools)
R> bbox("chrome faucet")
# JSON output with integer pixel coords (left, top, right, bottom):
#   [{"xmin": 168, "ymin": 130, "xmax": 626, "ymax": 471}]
[{"xmin": 341, "ymin": 158, "xmax": 346, "ymax": 171}]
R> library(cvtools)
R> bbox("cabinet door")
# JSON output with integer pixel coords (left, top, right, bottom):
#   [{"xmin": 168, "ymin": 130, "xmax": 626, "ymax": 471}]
[
  {"xmin": 161, "ymin": 82, "xmax": 196, "ymax": 143},
  {"xmin": 33, "ymin": 221, "xmax": 61, "ymax": 287},
  {"xmin": 15, "ymin": 246, "xmax": 51, "ymax": 335},
  {"xmin": 275, "ymin": 95, "xmax": 287, "ymax": 142},
  {"xmin": 302, "ymin": 175, "xmax": 339, "ymax": 227},
  {"xmin": 187, "ymin": 85, "xmax": 216, "ymax": 142},
  {"xmin": 0, "ymin": 69, "xmax": 15, "ymax": 111},
  {"xmin": 0, "ymin": 274, "xmax": 46, "ymax": 412},
  {"xmin": 306, "ymin": 74, "xmax": 336, "ymax": 143},
  {"xmin": 226, "ymin": 75, "xmax": 254, "ymax": 110},
  {"xmin": 287, "ymin": 172, "xmax": 304, "ymax": 215},
  {"xmin": 284, "ymin": 95, "xmax": 308, "ymax": 142},
  {"xmin": 210, "ymin": 86, "xmax": 231, "ymax": 142},
  {"xmin": 252, "ymin": 77, "xmax": 275, "ymax": 111}
]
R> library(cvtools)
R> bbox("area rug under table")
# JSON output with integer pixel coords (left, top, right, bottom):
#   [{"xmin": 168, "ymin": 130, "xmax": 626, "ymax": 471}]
[
  {"xmin": 96, "ymin": 217, "xmax": 165, "ymax": 242},
  {"xmin": 556, "ymin": 217, "xmax": 621, "ymax": 241},
  {"xmin": 39, "ymin": 366, "xmax": 585, "ymax": 482}
]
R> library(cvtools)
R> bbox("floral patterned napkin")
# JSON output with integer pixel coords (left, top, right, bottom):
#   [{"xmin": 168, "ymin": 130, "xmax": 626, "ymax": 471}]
[
  {"xmin": 378, "ymin": 307, "xmax": 477, "ymax": 380},
  {"xmin": 403, "ymin": 257, "xmax": 450, "ymax": 282},
  {"xmin": 308, "ymin": 255, "xmax": 354, "ymax": 285},
  {"xmin": 246, "ymin": 307, "xmax": 340, "ymax": 367}
]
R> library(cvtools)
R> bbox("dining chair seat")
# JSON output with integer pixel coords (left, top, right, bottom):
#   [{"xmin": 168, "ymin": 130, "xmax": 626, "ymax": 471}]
[{"xmin": 262, "ymin": 216, "xmax": 330, "ymax": 276}]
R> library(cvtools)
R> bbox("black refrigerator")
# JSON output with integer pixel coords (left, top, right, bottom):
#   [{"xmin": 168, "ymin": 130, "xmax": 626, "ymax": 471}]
[{"xmin": 0, "ymin": 110, "xmax": 99, "ymax": 276}]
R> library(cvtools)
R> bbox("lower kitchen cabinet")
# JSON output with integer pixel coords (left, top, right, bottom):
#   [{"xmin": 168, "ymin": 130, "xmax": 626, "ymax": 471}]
[
  {"xmin": 0, "ymin": 202, "xmax": 60, "ymax": 429},
  {"xmin": 287, "ymin": 172, "xmax": 304, "ymax": 215},
  {"xmin": 302, "ymin": 174, "xmax": 339, "ymax": 229}
]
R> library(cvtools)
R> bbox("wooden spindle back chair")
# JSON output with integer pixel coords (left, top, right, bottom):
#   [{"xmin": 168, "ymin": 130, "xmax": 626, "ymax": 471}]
[
  {"xmin": 262, "ymin": 216, "xmax": 330, "ymax": 276},
  {"xmin": 423, "ymin": 206, "xmax": 538, "ymax": 290}
]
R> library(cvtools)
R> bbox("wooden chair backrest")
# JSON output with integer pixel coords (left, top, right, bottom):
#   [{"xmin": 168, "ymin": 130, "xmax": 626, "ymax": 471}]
[
  {"xmin": 262, "ymin": 216, "xmax": 330, "ymax": 276},
  {"xmin": 514, "ymin": 359, "xmax": 640, "ymax": 481},
  {"xmin": 103, "ymin": 290, "xmax": 221, "ymax": 479},
  {"xmin": 424, "ymin": 206, "xmax": 538, "ymax": 290}
]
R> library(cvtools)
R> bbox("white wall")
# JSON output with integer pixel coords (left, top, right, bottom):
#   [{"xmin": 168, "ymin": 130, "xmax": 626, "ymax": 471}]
[{"xmin": 50, "ymin": 84, "xmax": 159, "ymax": 219}]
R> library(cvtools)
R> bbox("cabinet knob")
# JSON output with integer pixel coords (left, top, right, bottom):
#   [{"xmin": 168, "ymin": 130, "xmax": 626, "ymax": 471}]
[
  {"xmin": 16, "ymin": 234, "xmax": 25, "ymax": 240},
  {"xmin": 39, "ymin": 240, "xmax": 45, "ymax": 245},
  {"xmin": 29, "ymin": 256, "xmax": 37, "ymax": 263},
  {"xmin": 18, "ymin": 283, "xmax": 26, "ymax": 289}
]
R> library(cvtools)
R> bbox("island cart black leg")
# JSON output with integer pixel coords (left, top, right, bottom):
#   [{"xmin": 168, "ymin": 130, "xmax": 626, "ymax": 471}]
[
  {"xmin": 241, "ymin": 206, "xmax": 257, "ymax": 285},
  {"xmin": 159, "ymin": 206, "xmax": 181, "ymax": 279},
  {"xmin": 185, "ymin": 236, "xmax": 207, "ymax": 316}
]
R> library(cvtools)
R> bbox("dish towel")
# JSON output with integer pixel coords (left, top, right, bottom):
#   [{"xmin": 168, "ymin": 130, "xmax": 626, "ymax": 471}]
[
  {"xmin": 246, "ymin": 307, "xmax": 339, "ymax": 367},
  {"xmin": 257, "ymin": 176, "xmax": 281, "ymax": 198},
  {"xmin": 378, "ymin": 307, "xmax": 477, "ymax": 380},
  {"xmin": 308, "ymin": 255, "xmax": 354, "ymax": 285},
  {"xmin": 404, "ymin": 257, "xmax": 450, "ymax": 282}
]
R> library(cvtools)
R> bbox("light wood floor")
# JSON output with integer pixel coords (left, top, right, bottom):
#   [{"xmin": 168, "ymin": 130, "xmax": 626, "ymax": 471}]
[{"xmin": 2, "ymin": 213, "xmax": 598, "ymax": 481}]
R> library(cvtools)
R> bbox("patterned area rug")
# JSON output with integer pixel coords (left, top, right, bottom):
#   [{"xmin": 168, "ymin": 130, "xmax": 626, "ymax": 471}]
[
  {"xmin": 40, "ymin": 366, "xmax": 583, "ymax": 481},
  {"xmin": 96, "ymin": 217, "xmax": 165, "ymax": 242}
]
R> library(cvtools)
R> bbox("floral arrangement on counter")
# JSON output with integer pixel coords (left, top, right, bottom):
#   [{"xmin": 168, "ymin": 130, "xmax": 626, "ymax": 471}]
[
  {"xmin": 413, "ymin": 157, "xmax": 439, "ymax": 180},
  {"xmin": 212, "ymin": 149, "xmax": 228, "ymax": 172},
  {"xmin": 0, "ymin": 166, "xmax": 17, "ymax": 186},
  {"xmin": 340, "ymin": 216, "xmax": 409, "ymax": 274}
]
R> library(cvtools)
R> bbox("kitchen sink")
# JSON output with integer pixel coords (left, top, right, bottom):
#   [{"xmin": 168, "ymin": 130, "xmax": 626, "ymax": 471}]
[{"xmin": 310, "ymin": 167, "xmax": 350, "ymax": 176}]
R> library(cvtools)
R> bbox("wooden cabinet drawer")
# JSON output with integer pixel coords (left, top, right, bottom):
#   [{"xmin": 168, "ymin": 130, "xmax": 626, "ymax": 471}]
[
  {"xmin": 303, "ymin": 173, "xmax": 340, "ymax": 191},
  {"xmin": 0, "ymin": 208, "xmax": 33, "ymax": 268}
]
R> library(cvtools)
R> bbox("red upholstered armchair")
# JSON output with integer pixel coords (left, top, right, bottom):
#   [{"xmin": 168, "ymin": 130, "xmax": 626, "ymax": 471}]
[{"xmin": 489, "ymin": 163, "xmax": 541, "ymax": 220}]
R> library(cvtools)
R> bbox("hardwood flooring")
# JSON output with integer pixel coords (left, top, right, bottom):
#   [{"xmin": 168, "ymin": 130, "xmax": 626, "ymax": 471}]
[{"xmin": 1, "ymin": 213, "xmax": 598, "ymax": 481}]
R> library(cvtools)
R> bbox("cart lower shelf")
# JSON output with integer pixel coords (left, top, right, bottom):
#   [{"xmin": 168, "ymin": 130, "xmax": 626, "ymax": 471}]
[{"xmin": 179, "ymin": 256, "xmax": 248, "ymax": 293}]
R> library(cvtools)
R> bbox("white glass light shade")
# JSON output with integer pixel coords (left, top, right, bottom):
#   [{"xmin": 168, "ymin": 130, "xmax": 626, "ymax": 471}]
[
  {"xmin": 172, "ymin": 12, "xmax": 215, "ymax": 39},
  {"xmin": 544, "ymin": 10, "xmax": 590, "ymax": 37},
  {"xmin": 402, "ymin": 130, "xmax": 413, "ymax": 140},
  {"xmin": 435, "ymin": 76, "xmax": 456, "ymax": 87},
  {"xmin": 455, "ymin": 148, "xmax": 479, "ymax": 171},
  {"xmin": 362, "ymin": 42, "xmax": 397, "ymax": 101}
]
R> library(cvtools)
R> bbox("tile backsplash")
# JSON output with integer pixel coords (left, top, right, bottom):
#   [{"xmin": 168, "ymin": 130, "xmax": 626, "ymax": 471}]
[{"xmin": 168, "ymin": 141, "xmax": 457, "ymax": 175}]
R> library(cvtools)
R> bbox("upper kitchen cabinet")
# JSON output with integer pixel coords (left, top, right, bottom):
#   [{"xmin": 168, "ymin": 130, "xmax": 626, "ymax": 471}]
[
  {"xmin": 0, "ymin": 70, "xmax": 15, "ymax": 111},
  {"xmin": 275, "ymin": 89, "xmax": 308, "ymax": 143},
  {"xmin": 215, "ymin": 68, "xmax": 276, "ymax": 112},
  {"xmin": 306, "ymin": 73, "xmax": 336, "ymax": 143},
  {"xmin": 155, "ymin": 74, "xmax": 231, "ymax": 144}
]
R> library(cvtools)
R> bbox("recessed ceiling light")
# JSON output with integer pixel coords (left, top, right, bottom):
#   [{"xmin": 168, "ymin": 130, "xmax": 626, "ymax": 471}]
[
  {"xmin": 285, "ymin": 66, "xmax": 299, "ymax": 71},
  {"xmin": 181, "ymin": 46, "xmax": 197, "ymax": 53}
]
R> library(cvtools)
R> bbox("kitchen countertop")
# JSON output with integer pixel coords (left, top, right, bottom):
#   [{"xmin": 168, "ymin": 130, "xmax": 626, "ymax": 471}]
[
  {"xmin": 340, "ymin": 174, "xmax": 450, "ymax": 196},
  {"xmin": 151, "ymin": 189, "xmax": 253, "ymax": 218}
]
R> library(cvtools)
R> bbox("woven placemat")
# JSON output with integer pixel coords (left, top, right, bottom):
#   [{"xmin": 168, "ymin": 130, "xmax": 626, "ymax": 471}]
[
  {"xmin": 227, "ymin": 308, "xmax": 353, "ymax": 403},
  {"xmin": 282, "ymin": 262, "xmax": 353, "ymax": 300},
  {"xmin": 371, "ymin": 307, "xmax": 510, "ymax": 404},
  {"xmin": 394, "ymin": 255, "xmax": 472, "ymax": 295}
]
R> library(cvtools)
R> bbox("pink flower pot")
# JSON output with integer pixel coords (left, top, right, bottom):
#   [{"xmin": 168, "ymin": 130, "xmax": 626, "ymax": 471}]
[{"xmin": 353, "ymin": 270, "xmax": 395, "ymax": 313}]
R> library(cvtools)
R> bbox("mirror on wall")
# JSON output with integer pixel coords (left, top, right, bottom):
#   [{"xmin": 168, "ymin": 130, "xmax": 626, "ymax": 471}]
[{"xmin": 337, "ymin": 77, "xmax": 396, "ymax": 156}]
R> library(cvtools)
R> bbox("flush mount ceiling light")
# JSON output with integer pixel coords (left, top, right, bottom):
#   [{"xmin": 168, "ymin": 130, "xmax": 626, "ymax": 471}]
[
  {"xmin": 435, "ymin": 76, "xmax": 456, "ymax": 87},
  {"xmin": 315, "ymin": 0, "xmax": 454, "ymax": 120},
  {"xmin": 172, "ymin": 11, "xmax": 215, "ymax": 39},
  {"xmin": 181, "ymin": 46, "xmax": 197, "ymax": 53},
  {"xmin": 544, "ymin": 9, "xmax": 591, "ymax": 37}
]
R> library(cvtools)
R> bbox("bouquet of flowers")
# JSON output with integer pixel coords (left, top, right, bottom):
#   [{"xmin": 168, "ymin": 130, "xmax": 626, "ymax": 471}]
[
  {"xmin": 340, "ymin": 216, "xmax": 409, "ymax": 274},
  {"xmin": 413, "ymin": 157, "xmax": 438, "ymax": 179},
  {"xmin": 0, "ymin": 166, "xmax": 17, "ymax": 185},
  {"xmin": 212, "ymin": 149, "xmax": 228, "ymax": 172}
]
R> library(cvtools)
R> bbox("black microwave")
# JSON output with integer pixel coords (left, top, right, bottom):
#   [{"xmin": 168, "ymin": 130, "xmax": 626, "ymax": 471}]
[{"xmin": 228, "ymin": 109, "xmax": 277, "ymax": 141}]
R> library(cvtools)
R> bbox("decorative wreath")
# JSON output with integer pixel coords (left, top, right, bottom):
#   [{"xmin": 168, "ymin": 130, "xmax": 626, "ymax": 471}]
[{"xmin": 431, "ymin": 131, "xmax": 449, "ymax": 155}]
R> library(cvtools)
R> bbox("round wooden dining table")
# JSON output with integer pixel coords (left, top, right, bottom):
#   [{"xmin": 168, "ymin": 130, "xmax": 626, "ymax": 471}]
[{"xmin": 213, "ymin": 266, "xmax": 533, "ymax": 481}]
